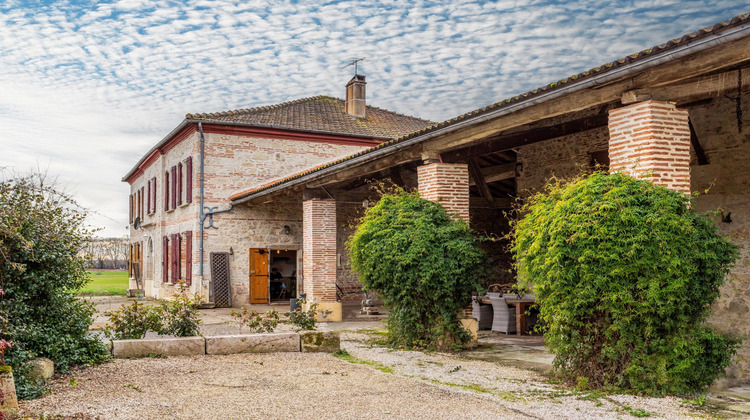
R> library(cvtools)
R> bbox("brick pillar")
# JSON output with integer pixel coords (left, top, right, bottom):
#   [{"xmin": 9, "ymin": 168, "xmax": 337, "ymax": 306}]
[
  {"xmin": 608, "ymin": 100, "xmax": 691, "ymax": 193},
  {"xmin": 302, "ymin": 199, "xmax": 341, "ymax": 321},
  {"xmin": 417, "ymin": 163, "xmax": 470, "ymax": 221}
]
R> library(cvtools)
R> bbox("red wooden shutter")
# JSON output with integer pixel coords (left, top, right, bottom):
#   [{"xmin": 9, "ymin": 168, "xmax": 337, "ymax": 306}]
[
  {"xmin": 185, "ymin": 231, "xmax": 192, "ymax": 285},
  {"xmin": 170, "ymin": 234, "xmax": 178, "ymax": 282},
  {"xmin": 162, "ymin": 236, "xmax": 169, "ymax": 282},
  {"xmin": 177, "ymin": 234, "xmax": 183, "ymax": 282},
  {"xmin": 186, "ymin": 157, "xmax": 192, "ymax": 204},
  {"xmin": 177, "ymin": 162, "xmax": 183, "ymax": 205},
  {"xmin": 129, "ymin": 194, "xmax": 133, "ymax": 224},
  {"xmin": 140, "ymin": 187, "xmax": 144, "ymax": 219},
  {"xmin": 171, "ymin": 166, "xmax": 177, "ymax": 210},
  {"xmin": 164, "ymin": 171, "xmax": 170, "ymax": 211},
  {"xmin": 151, "ymin": 177, "xmax": 157, "ymax": 213},
  {"xmin": 146, "ymin": 181, "xmax": 151, "ymax": 215}
]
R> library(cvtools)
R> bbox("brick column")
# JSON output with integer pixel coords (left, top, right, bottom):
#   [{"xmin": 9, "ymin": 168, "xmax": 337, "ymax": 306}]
[
  {"xmin": 302, "ymin": 199, "xmax": 341, "ymax": 321},
  {"xmin": 608, "ymin": 100, "xmax": 691, "ymax": 193},
  {"xmin": 417, "ymin": 163, "xmax": 470, "ymax": 221}
]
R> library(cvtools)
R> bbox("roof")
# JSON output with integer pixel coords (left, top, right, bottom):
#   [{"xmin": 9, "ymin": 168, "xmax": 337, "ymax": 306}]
[
  {"xmin": 185, "ymin": 96, "xmax": 434, "ymax": 140},
  {"xmin": 229, "ymin": 12, "xmax": 750, "ymax": 203},
  {"xmin": 123, "ymin": 96, "xmax": 434, "ymax": 183}
]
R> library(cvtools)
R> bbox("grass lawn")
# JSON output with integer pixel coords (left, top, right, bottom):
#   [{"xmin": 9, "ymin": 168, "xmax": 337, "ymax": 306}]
[{"xmin": 80, "ymin": 270, "xmax": 129, "ymax": 295}]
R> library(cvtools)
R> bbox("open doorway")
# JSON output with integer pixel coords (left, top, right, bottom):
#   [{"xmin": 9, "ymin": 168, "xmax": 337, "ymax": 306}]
[
  {"xmin": 249, "ymin": 248, "xmax": 298, "ymax": 304},
  {"xmin": 269, "ymin": 249, "xmax": 297, "ymax": 302}
]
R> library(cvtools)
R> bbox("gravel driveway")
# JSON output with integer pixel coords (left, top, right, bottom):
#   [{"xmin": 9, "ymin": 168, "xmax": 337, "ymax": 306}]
[{"xmin": 19, "ymin": 332, "xmax": 729, "ymax": 419}]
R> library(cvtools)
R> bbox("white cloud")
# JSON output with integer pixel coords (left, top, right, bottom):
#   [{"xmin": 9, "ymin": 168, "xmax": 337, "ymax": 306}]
[{"xmin": 0, "ymin": 0, "xmax": 747, "ymax": 236}]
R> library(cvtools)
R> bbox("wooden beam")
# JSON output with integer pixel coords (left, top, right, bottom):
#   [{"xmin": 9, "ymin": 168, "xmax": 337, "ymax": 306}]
[
  {"xmin": 305, "ymin": 147, "xmax": 423, "ymax": 188},
  {"xmin": 468, "ymin": 162, "xmax": 517, "ymax": 186},
  {"xmin": 689, "ymin": 119, "xmax": 709, "ymax": 166},
  {"xmin": 621, "ymin": 68, "xmax": 750, "ymax": 105},
  {"xmin": 441, "ymin": 113, "xmax": 609, "ymax": 162},
  {"xmin": 469, "ymin": 197, "xmax": 515, "ymax": 209},
  {"xmin": 467, "ymin": 158, "xmax": 495, "ymax": 207}
]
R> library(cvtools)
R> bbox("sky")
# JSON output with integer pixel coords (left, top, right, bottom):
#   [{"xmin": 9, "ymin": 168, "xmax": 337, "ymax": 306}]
[{"xmin": 0, "ymin": 0, "xmax": 747, "ymax": 237}]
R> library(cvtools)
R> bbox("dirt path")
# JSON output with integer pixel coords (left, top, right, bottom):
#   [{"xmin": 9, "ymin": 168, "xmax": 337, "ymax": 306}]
[{"xmin": 19, "ymin": 333, "xmax": 730, "ymax": 419}]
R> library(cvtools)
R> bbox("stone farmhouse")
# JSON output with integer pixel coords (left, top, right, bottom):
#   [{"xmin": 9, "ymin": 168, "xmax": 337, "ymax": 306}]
[
  {"xmin": 122, "ymin": 75, "xmax": 434, "ymax": 310},
  {"xmin": 126, "ymin": 14, "xmax": 749, "ymax": 381}
]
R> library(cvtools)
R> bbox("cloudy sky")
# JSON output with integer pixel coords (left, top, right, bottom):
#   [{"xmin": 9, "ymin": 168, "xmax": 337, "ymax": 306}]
[{"xmin": 0, "ymin": 1, "xmax": 747, "ymax": 237}]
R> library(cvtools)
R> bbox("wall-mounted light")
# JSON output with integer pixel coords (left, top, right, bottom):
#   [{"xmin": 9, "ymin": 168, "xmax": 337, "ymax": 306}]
[
  {"xmin": 229, "ymin": 247, "xmax": 234, "ymax": 255},
  {"xmin": 283, "ymin": 225, "xmax": 290, "ymax": 235}
]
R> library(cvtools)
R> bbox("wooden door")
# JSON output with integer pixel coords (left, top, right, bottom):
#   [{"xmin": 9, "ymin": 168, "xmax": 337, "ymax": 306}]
[{"xmin": 249, "ymin": 248, "xmax": 268, "ymax": 304}]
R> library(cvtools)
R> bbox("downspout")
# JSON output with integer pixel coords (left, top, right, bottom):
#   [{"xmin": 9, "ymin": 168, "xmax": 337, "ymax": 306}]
[
  {"xmin": 199, "ymin": 122, "xmax": 206, "ymax": 277},
  {"xmin": 198, "ymin": 122, "xmax": 235, "ymax": 303}
]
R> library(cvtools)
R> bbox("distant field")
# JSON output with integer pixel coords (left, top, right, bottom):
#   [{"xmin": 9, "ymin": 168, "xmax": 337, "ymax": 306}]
[{"xmin": 80, "ymin": 270, "xmax": 129, "ymax": 295}]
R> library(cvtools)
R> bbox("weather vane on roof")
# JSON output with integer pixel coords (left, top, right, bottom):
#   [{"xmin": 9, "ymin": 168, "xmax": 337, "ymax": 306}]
[{"xmin": 343, "ymin": 57, "xmax": 366, "ymax": 76}]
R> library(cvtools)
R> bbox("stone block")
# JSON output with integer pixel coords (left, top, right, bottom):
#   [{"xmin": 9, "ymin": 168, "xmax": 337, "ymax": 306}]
[
  {"xmin": 0, "ymin": 367, "xmax": 18, "ymax": 412},
  {"xmin": 26, "ymin": 357, "xmax": 54, "ymax": 381},
  {"xmin": 205, "ymin": 333, "xmax": 300, "ymax": 355},
  {"xmin": 300, "ymin": 331, "xmax": 340, "ymax": 353},
  {"xmin": 314, "ymin": 301, "xmax": 342, "ymax": 322},
  {"xmin": 112, "ymin": 337, "xmax": 205, "ymax": 358},
  {"xmin": 460, "ymin": 318, "xmax": 478, "ymax": 348}
]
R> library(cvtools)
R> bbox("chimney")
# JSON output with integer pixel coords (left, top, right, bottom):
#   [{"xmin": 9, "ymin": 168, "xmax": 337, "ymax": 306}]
[{"xmin": 345, "ymin": 75, "xmax": 366, "ymax": 118}]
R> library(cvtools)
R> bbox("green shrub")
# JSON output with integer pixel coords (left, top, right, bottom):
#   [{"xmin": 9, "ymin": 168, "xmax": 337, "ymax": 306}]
[
  {"xmin": 285, "ymin": 298, "xmax": 317, "ymax": 331},
  {"xmin": 511, "ymin": 172, "xmax": 740, "ymax": 394},
  {"xmin": 347, "ymin": 189, "xmax": 484, "ymax": 350},
  {"xmin": 232, "ymin": 308, "xmax": 280, "ymax": 333},
  {"xmin": 158, "ymin": 283, "xmax": 202, "ymax": 337},
  {"xmin": 104, "ymin": 283, "xmax": 202, "ymax": 338},
  {"xmin": 0, "ymin": 173, "xmax": 110, "ymax": 399},
  {"xmin": 103, "ymin": 300, "xmax": 163, "ymax": 340}
]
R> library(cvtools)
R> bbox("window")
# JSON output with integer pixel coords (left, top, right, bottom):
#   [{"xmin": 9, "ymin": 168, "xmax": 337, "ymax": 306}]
[
  {"xmin": 186, "ymin": 157, "xmax": 193, "ymax": 204},
  {"xmin": 162, "ymin": 236, "xmax": 169, "ymax": 282},
  {"xmin": 185, "ymin": 231, "xmax": 192, "ymax": 285},
  {"xmin": 177, "ymin": 162, "xmax": 183, "ymax": 206},
  {"xmin": 164, "ymin": 171, "xmax": 170, "ymax": 211},
  {"xmin": 147, "ymin": 181, "xmax": 151, "ymax": 215},
  {"xmin": 151, "ymin": 177, "xmax": 157, "ymax": 214},
  {"xmin": 171, "ymin": 166, "xmax": 177, "ymax": 210}
]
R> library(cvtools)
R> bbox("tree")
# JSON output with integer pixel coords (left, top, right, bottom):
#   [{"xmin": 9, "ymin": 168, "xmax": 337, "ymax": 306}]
[
  {"xmin": 347, "ymin": 189, "xmax": 485, "ymax": 350},
  {"xmin": 0, "ymin": 172, "xmax": 109, "ymax": 398},
  {"xmin": 511, "ymin": 172, "xmax": 739, "ymax": 394}
]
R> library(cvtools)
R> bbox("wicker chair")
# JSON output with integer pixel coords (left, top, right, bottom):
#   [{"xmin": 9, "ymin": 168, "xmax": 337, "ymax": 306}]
[
  {"xmin": 489, "ymin": 296, "xmax": 516, "ymax": 334},
  {"xmin": 471, "ymin": 300, "xmax": 493, "ymax": 330}
]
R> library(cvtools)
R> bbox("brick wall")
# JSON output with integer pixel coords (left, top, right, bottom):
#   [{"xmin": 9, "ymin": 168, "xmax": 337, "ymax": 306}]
[
  {"xmin": 608, "ymin": 100, "xmax": 691, "ymax": 193},
  {"xmin": 303, "ymin": 199, "xmax": 337, "ymax": 302},
  {"xmin": 417, "ymin": 163, "xmax": 470, "ymax": 221}
]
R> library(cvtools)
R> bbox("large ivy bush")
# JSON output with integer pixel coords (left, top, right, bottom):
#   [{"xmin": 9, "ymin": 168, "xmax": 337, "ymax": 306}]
[
  {"xmin": 347, "ymin": 189, "xmax": 484, "ymax": 350},
  {"xmin": 0, "ymin": 173, "xmax": 109, "ymax": 398},
  {"xmin": 511, "ymin": 172, "xmax": 739, "ymax": 395}
]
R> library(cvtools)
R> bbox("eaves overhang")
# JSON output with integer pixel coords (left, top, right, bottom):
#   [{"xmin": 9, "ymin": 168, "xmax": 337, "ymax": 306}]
[{"xmin": 229, "ymin": 13, "xmax": 750, "ymax": 205}]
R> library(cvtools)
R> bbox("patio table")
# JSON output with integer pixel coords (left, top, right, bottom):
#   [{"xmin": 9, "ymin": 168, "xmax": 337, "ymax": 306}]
[{"xmin": 480, "ymin": 296, "xmax": 536, "ymax": 336}]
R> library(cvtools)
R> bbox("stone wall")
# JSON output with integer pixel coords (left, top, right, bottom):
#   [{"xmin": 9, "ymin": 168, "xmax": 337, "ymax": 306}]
[
  {"xmin": 129, "ymin": 129, "xmax": 368, "ymax": 304},
  {"xmin": 128, "ymin": 132, "xmax": 200, "ymax": 299},
  {"xmin": 689, "ymin": 96, "xmax": 750, "ymax": 386}
]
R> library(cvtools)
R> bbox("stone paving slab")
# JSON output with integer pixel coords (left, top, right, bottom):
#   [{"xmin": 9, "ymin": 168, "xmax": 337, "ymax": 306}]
[
  {"xmin": 205, "ymin": 333, "xmax": 300, "ymax": 355},
  {"xmin": 112, "ymin": 337, "xmax": 205, "ymax": 358}
]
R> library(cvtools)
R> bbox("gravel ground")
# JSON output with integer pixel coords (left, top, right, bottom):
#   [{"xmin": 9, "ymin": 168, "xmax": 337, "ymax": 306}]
[{"xmin": 19, "ymin": 332, "xmax": 728, "ymax": 419}]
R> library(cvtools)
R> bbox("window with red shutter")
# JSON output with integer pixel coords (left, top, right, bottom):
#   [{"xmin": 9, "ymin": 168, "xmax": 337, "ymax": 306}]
[
  {"xmin": 164, "ymin": 172, "xmax": 170, "ymax": 211},
  {"xmin": 152, "ymin": 177, "xmax": 157, "ymax": 213},
  {"xmin": 185, "ymin": 231, "xmax": 192, "ymax": 285},
  {"xmin": 163, "ymin": 236, "xmax": 169, "ymax": 282},
  {"xmin": 140, "ymin": 187, "xmax": 145, "ymax": 219},
  {"xmin": 129, "ymin": 194, "xmax": 133, "ymax": 224},
  {"xmin": 186, "ymin": 157, "xmax": 192, "ymax": 204},
  {"xmin": 147, "ymin": 181, "xmax": 151, "ymax": 215},
  {"xmin": 177, "ymin": 233, "xmax": 182, "ymax": 282},
  {"xmin": 177, "ymin": 162, "xmax": 183, "ymax": 206},
  {"xmin": 171, "ymin": 166, "xmax": 177, "ymax": 210}
]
